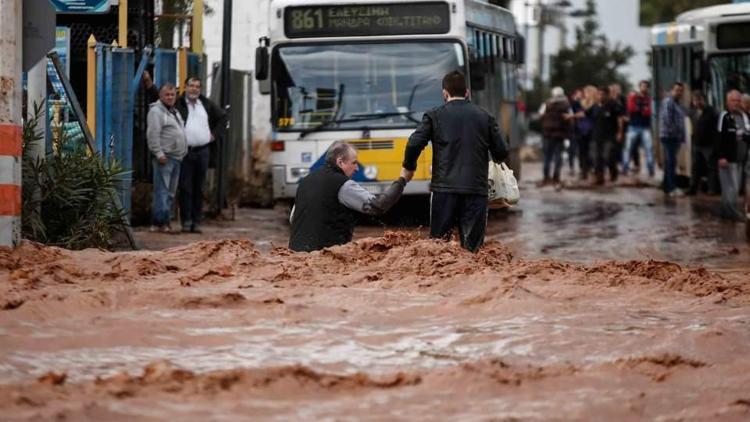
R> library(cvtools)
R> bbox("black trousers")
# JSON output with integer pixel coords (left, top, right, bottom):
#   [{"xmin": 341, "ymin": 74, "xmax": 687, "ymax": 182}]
[
  {"xmin": 593, "ymin": 139, "xmax": 619, "ymax": 182},
  {"xmin": 430, "ymin": 192, "xmax": 488, "ymax": 252},
  {"xmin": 577, "ymin": 132, "xmax": 592, "ymax": 178},
  {"xmin": 689, "ymin": 146, "xmax": 718, "ymax": 194},
  {"xmin": 179, "ymin": 145, "xmax": 210, "ymax": 228}
]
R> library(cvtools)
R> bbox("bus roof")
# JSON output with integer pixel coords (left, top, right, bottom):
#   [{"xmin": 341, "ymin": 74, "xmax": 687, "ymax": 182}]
[
  {"xmin": 676, "ymin": 3, "xmax": 750, "ymax": 23},
  {"xmin": 651, "ymin": 3, "xmax": 750, "ymax": 48}
]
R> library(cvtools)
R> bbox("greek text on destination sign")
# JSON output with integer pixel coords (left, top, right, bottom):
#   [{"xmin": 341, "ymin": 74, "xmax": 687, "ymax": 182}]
[{"xmin": 284, "ymin": 2, "xmax": 451, "ymax": 38}]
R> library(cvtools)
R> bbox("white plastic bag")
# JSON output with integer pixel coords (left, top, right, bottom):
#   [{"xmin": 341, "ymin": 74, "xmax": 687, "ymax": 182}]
[{"xmin": 488, "ymin": 161, "xmax": 520, "ymax": 208}]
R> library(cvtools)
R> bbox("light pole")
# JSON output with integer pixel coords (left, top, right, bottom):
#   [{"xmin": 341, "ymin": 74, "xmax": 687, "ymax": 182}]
[{"xmin": 217, "ymin": 0, "xmax": 232, "ymax": 213}]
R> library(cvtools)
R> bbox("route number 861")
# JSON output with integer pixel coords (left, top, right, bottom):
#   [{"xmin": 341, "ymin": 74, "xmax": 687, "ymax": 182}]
[{"xmin": 291, "ymin": 9, "xmax": 324, "ymax": 29}]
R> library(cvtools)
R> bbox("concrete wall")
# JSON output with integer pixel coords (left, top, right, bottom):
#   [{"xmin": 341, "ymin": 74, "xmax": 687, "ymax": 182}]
[{"xmin": 203, "ymin": 0, "xmax": 271, "ymax": 142}]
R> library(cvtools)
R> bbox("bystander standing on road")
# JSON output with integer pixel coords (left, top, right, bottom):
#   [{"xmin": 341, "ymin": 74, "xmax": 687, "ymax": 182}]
[
  {"xmin": 589, "ymin": 86, "xmax": 624, "ymax": 185},
  {"xmin": 175, "ymin": 76, "xmax": 226, "ymax": 234},
  {"xmin": 687, "ymin": 91, "xmax": 719, "ymax": 195},
  {"xmin": 566, "ymin": 89, "xmax": 583, "ymax": 176},
  {"xmin": 609, "ymin": 83, "xmax": 629, "ymax": 179},
  {"xmin": 571, "ymin": 85, "xmax": 596, "ymax": 181},
  {"xmin": 623, "ymin": 80, "xmax": 655, "ymax": 177},
  {"xmin": 538, "ymin": 87, "xmax": 573, "ymax": 187},
  {"xmin": 147, "ymin": 83, "xmax": 188, "ymax": 232},
  {"xmin": 716, "ymin": 89, "xmax": 749, "ymax": 221},
  {"xmin": 289, "ymin": 142, "xmax": 410, "ymax": 252},
  {"xmin": 402, "ymin": 71, "xmax": 508, "ymax": 252},
  {"xmin": 742, "ymin": 94, "xmax": 750, "ymax": 196},
  {"xmin": 658, "ymin": 82, "xmax": 686, "ymax": 197}
]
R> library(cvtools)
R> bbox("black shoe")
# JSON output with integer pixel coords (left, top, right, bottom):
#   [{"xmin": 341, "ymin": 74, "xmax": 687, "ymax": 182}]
[
  {"xmin": 181, "ymin": 226, "xmax": 191, "ymax": 233},
  {"xmin": 191, "ymin": 225, "xmax": 203, "ymax": 234}
]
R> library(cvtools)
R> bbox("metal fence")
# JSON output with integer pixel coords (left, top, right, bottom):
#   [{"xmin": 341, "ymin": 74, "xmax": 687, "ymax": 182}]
[{"xmin": 153, "ymin": 48, "xmax": 177, "ymax": 88}]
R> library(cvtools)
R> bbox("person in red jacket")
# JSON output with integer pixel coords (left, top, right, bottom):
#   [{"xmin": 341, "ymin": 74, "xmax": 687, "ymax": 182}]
[{"xmin": 622, "ymin": 80, "xmax": 654, "ymax": 177}]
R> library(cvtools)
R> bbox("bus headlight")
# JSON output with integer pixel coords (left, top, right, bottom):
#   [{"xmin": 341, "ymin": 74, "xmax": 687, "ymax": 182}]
[
  {"xmin": 363, "ymin": 165, "xmax": 378, "ymax": 179},
  {"xmin": 290, "ymin": 167, "xmax": 310, "ymax": 182}
]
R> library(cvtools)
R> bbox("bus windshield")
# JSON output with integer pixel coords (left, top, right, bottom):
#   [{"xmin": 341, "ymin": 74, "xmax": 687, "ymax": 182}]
[
  {"xmin": 272, "ymin": 41, "xmax": 466, "ymax": 131},
  {"xmin": 708, "ymin": 54, "xmax": 750, "ymax": 108}
]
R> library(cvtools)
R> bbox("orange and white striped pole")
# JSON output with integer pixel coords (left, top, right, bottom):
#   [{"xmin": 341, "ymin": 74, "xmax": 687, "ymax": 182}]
[{"xmin": 0, "ymin": 0, "xmax": 23, "ymax": 248}]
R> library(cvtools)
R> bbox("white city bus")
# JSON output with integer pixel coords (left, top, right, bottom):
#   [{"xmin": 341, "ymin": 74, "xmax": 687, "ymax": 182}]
[
  {"xmin": 255, "ymin": 0, "xmax": 524, "ymax": 203},
  {"xmin": 651, "ymin": 3, "xmax": 750, "ymax": 178}
]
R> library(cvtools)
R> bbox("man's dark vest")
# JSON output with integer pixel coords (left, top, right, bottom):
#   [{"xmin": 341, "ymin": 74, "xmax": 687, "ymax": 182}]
[{"xmin": 289, "ymin": 164, "xmax": 356, "ymax": 252}]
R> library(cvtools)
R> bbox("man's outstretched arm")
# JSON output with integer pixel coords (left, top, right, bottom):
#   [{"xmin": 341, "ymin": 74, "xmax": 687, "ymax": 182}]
[{"xmin": 338, "ymin": 170, "xmax": 411, "ymax": 216}]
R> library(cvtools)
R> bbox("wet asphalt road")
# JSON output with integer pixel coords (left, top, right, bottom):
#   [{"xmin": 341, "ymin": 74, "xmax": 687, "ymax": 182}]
[
  {"xmin": 135, "ymin": 162, "xmax": 749, "ymax": 270},
  {"xmin": 486, "ymin": 179, "xmax": 749, "ymax": 269}
]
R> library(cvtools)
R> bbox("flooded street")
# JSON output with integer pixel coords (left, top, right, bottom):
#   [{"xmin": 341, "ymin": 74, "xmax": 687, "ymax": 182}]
[{"xmin": 1, "ymin": 170, "xmax": 749, "ymax": 420}]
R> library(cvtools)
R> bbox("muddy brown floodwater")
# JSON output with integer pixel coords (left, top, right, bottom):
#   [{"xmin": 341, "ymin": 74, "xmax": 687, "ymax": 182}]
[{"xmin": 1, "ymin": 234, "xmax": 749, "ymax": 420}]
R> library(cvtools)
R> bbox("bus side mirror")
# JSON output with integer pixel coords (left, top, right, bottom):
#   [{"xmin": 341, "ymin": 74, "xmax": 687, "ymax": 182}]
[
  {"xmin": 255, "ymin": 46, "xmax": 269, "ymax": 80},
  {"xmin": 470, "ymin": 61, "xmax": 486, "ymax": 91},
  {"xmin": 255, "ymin": 37, "xmax": 270, "ymax": 81}
]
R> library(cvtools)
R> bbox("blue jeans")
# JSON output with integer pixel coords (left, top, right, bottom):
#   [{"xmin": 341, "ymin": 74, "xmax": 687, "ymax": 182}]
[
  {"xmin": 718, "ymin": 163, "xmax": 744, "ymax": 220},
  {"xmin": 152, "ymin": 156, "xmax": 181, "ymax": 226},
  {"xmin": 543, "ymin": 137, "xmax": 564, "ymax": 181},
  {"xmin": 623, "ymin": 125, "xmax": 654, "ymax": 175},
  {"xmin": 660, "ymin": 137, "xmax": 681, "ymax": 194}
]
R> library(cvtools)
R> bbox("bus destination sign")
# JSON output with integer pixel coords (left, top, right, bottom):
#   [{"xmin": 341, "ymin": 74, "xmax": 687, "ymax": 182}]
[{"xmin": 284, "ymin": 2, "xmax": 450, "ymax": 38}]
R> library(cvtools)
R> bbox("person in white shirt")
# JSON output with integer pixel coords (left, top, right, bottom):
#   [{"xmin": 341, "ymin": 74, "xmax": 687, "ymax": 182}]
[{"xmin": 175, "ymin": 76, "xmax": 226, "ymax": 233}]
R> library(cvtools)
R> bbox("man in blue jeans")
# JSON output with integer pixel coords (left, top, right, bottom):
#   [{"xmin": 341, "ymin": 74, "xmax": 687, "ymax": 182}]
[
  {"xmin": 658, "ymin": 82, "xmax": 686, "ymax": 196},
  {"xmin": 146, "ymin": 83, "xmax": 187, "ymax": 232},
  {"xmin": 623, "ymin": 80, "xmax": 654, "ymax": 177}
]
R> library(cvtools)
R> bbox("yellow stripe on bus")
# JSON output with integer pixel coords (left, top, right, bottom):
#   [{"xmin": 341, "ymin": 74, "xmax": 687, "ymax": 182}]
[{"xmin": 347, "ymin": 138, "xmax": 433, "ymax": 181}]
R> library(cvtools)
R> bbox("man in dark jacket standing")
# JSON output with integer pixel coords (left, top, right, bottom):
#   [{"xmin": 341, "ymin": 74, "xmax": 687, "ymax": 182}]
[
  {"xmin": 539, "ymin": 86, "xmax": 573, "ymax": 186},
  {"xmin": 716, "ymin": 89, "xmax": 749, "ymax": 220},
  {"xmin": 401, "ymin": 71, "xmax": 509, "ymax": 252},
  {"xmin": 175, "ymin": 76, "xmax": 226, "ymax": 233},
  {"xmin": 589, "ymin": 86, "xmax": 624, "ymax": 185},
  {"xmin": 688, "ymin": 91, "xmax": 719, "ymax": 195},
  {"xmin": 289, "ymin": 142, "xmax": 411, "ymax": 252}
]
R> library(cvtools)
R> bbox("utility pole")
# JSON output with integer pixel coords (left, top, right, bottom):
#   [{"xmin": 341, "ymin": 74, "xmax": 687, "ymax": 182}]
[
  {"xmin": 217, "ymin": 0, "xmax": 232, "ymax": 213},
  {"xmin": 0, "ymin": 0, "xmax": 23, "ymax": 248},
  {"xmin": 536, "ymin": 0, "xmax": 545, "ymax": 80}
]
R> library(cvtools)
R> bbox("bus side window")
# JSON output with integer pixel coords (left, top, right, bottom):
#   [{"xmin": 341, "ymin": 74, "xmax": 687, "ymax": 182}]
[{"xmin": 470, "ymin": 29, "xmax": 487, "ymax": 91}]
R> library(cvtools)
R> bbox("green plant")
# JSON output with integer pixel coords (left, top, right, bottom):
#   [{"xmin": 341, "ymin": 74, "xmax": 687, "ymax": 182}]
[{"xmin": 22, "ymin": 104, "xmax": 129, "ymax": 250}]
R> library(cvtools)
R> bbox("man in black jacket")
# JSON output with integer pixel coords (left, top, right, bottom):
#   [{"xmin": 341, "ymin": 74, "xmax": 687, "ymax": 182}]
[
  {"xmin": 401, "ymin": 71, "xmax": 509, "ymax": 252},
  {"xmin": 589, "ymin": 86, "xmax": 625, "ymax": 185},
  {"xmin": 688, "ymin": 91, "xmax": 719, "ymax": 195},
  {"xmin": 716, "ymin": 89, "xmax": 749, "ymax": 221},
  {"xmin": 175, "ymin": 76, "xmax": 226, "ymax": 233},
  {"xmin": 289, "ymin": 142, "xmax": 411, "ymax": 252}
]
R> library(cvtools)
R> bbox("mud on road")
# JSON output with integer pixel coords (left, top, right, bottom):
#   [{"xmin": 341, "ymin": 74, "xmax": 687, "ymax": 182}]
[{"xmin": 2, "ymin": 232, "xmax": 750, "ymax": 420}]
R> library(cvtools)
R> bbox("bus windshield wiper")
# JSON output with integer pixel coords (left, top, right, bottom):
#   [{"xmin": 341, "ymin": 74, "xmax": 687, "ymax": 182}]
[
  {"xmin": 348, "ymin": 110, "xmax": 421, "ymax": 124},
  {"xmin": 299, "ymin": 111, "xmax": 422, "ymax": 138},
  {"xmin": 299, "ymin": 114, "xmax": 398, "ymax": 138}
]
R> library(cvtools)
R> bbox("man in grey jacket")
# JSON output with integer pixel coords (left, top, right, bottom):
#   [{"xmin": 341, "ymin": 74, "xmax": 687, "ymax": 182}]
[{"xmin": 147, "ymin": 83, "xmax": 188, "ymax": 232}]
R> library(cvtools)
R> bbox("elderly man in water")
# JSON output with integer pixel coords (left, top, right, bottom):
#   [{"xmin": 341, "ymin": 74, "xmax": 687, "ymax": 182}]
[{"xmin": 288, "ymin": 142, "xmax": 412, "ymax": 252}]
